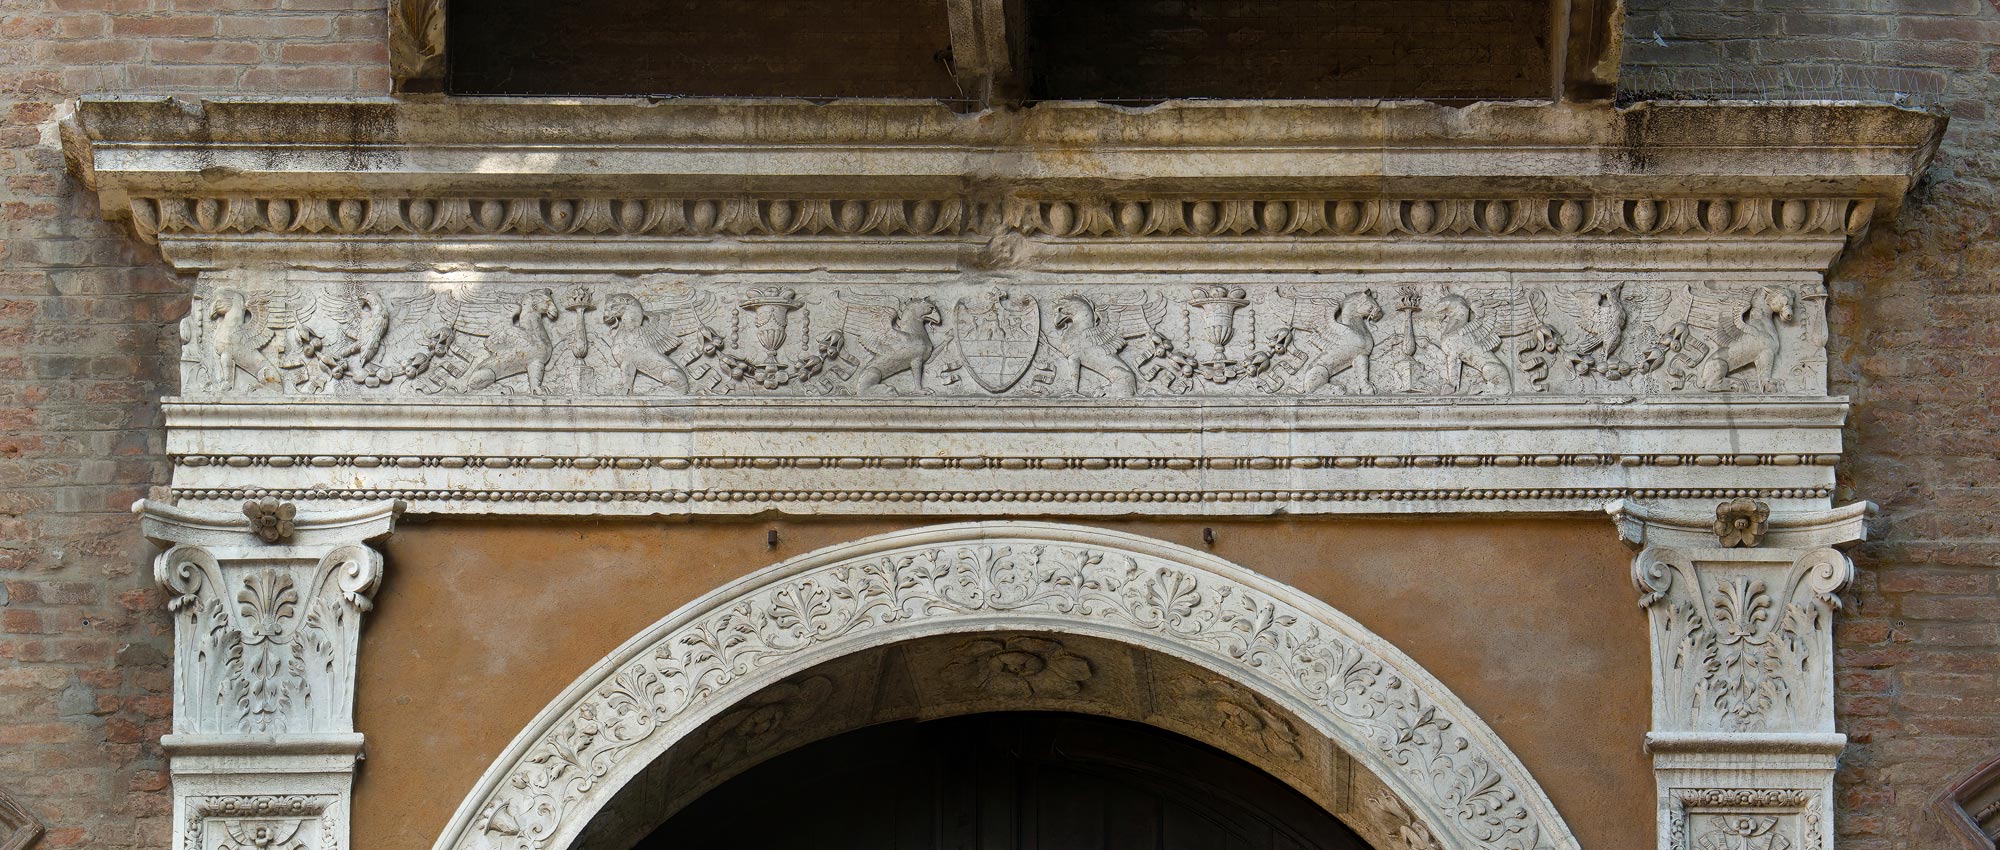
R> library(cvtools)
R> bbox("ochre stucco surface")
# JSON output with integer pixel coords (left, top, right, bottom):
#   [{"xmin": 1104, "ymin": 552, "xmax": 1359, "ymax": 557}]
[{"xmin": 355, "ymin": 516, "xmax": 1648, "ymax": 850}]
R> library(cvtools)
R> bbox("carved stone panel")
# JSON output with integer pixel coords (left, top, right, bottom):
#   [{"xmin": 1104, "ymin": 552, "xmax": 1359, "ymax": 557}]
[
  {"xmin": 1611, "ymin": 500, "xmax": 1866, "ymax": 850},
  {"xmin": 176, "ymin": 271, "xmax": 1829, "ymax": 402},
  {"xmin": 160, "ymin": 269, "xmax": 1844, "ymax": 517}
]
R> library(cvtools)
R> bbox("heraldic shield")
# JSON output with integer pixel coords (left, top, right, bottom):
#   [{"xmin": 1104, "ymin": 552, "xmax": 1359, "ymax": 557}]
[{"xmin": 954, "ymin": 291, "xmax": 1042, "ymax": 393}]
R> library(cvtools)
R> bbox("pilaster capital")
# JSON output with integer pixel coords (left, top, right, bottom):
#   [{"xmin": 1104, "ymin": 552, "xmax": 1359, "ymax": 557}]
[
  {"xmin": 137, "ymin": 498, "xmax": 399, "ymax": 850},
  {"xmin": 1609, "ymin": 499, "xmax": 1868, "ymax": 850}
]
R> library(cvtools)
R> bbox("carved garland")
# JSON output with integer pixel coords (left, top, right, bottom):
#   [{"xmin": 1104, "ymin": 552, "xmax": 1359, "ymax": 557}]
[{"xmin": 439, "ymin": 523, "xmax": 1578, "ymax": 850}]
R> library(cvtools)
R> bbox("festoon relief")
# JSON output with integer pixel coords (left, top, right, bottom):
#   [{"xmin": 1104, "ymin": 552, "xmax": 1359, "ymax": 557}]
[{"xmin": 177, "ymin": 275, "xmax": 1823, "ymax": 401}]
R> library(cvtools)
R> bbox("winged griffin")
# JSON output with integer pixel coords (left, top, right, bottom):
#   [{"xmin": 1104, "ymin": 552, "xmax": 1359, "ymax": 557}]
[
  {"xmin": 836, "ymin": 292, "xmax": 942, "ymax": 395},
  {"xmin": 1428, "ymin": 290, "xmax": 1551, "ymax": 394},
  {"xmin": 436, "ymin": 288, "xmax": 577, "ymax": 394},
  {"xmin": 1684, "ymin": 284, "xmax": 1799, "ymax": 392},
  {"xmin": 1044, "ymin": 294, "xmax": 1140, "ymax": 397},
  {"xmin": 193, "ymin": 287, "xmax": 299, "ymax": 392},
  {"xmin": 597, "ymin": 291, "xmax": 715, "ymax": 394},
  {"xmin": 1281, "ymin": 288, "xmax": 1383, "ymax": 394}
]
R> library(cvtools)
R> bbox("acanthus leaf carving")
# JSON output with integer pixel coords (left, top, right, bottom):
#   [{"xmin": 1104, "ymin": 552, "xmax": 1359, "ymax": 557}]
[{"xmin": 454, "ymin": 535, "xmax": 1565, "ymax": 850}]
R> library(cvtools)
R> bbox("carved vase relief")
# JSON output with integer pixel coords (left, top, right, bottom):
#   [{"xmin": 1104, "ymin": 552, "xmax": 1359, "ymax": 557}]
[{"xmin": 178, "ymin": 274, "xmax": 1825, "ymax": 401}]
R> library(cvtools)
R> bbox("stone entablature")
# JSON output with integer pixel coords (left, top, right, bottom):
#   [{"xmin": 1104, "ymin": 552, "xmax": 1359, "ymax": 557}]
[{"xmin": 63, "ymin": 98, "xmax": 1942, "ymax": 517}]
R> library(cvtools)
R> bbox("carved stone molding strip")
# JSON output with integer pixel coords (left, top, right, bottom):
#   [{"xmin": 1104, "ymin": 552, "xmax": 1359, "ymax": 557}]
[
  {"xmin": 123, "ymin": 195, "xmax": 1871, "ymax": 244},
  {"xmin": 1930, "ymin": 750, "xmax": 2000, "ymax": 849},
  {"xmin": 0, "ymin": 786, "xmax": 42, "ymax": 850},
  {"xmin": 174, "ymin": 452, "xmax": 1843, "ymax": 472},
  {"xmin": 165, "ymin": 486, "xmax": 1834, "ymax": 516},
  {"xmin": 434, "ymin": 522, "xmax": 1581, "ymax": 850}
]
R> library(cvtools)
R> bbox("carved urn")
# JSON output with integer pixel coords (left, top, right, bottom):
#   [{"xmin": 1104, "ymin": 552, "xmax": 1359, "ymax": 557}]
[{"xmin": 739, "ymin": 287, "xmax": 803, "ymax": 364}]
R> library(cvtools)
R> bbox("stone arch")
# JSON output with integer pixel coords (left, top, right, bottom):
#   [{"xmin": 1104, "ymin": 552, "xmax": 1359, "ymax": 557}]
[{"xmin": 432, "ymin": 522, "xmax": 1583, "ymax": 850}]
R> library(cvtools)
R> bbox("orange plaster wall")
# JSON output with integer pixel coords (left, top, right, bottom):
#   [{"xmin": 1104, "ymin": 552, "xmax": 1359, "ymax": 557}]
[{"xmin": 355, "ymin": 516, "xmax": 1649, "ymax": 850}]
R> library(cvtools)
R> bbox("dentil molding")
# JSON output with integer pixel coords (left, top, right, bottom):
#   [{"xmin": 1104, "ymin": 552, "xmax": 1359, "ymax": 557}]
[
  {"xmin": 1610, "ymin": 499, "xmax": 1869, "ymax": 850},
  {"xmin": 139, "ymin": 498, "xmax": 400, "ymax": 850}
]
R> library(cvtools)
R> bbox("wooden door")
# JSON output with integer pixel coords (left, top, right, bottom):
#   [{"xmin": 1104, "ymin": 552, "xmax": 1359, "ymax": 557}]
[{"xmin": 642, "ymin": 712, "xmax": 1371, "ymax": 850}]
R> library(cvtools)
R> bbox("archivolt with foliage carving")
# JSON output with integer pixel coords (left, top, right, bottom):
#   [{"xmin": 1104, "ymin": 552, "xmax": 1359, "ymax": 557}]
[{"xmin": 433, "ymin": 522, "xmax": 1579, "ymax": 850}]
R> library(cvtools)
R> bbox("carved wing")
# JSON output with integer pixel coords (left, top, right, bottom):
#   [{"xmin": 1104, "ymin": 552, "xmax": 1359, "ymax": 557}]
[
  {"xmin": 1684, "ymin": 285, "xmax": 1743, "ymax": 344},
  {"xmin": 1273, "ymin": 287, "xmax": 1338, "ymax": 332},
  {"xmin": 1100, "ymin": 291, "xmax": 1168, "ymax": 339},
  {"xmin": 437, "ymin": 288, "xmax": 522, "ymax": 338},
  {"xmin": 652, "ymin": 290, "xmax": 717, "ymax": 339},
  {"xmin": 311, "ymin": 284, "xmax": 367, "ymax": 333},
  {"xmin": 834, "ymin": 291, "xmax": 902, "ymax": 354},
  {"xmin": 1470, "ymin": 289, "xmax": 1548, "ymax": 338},
  {"xmin": 250, "ymin": 287, "xmax": 308, "ymax": 331},
  {"xmin": 389, "ymin": 290, "xmax": 442, "ymax": 324},
  {"xmin": 1621, "ymin": 286, "xmax": 1675, "ymax": 326}
]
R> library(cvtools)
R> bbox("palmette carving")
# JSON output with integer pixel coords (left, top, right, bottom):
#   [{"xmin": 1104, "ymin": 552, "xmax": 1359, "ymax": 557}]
[
  {"xmin": 182, "ymin": 278, "xmax": 1824, "ymax": 399},
  {"xmin": 156, "ymin": 540, "xmax": 382, "ymax": 734},
  {"xmin": 458, "ymin": 541, "xmax": 1561, "ymax": 850},
  {"xmin": 1634, "ymin": 546, "xmax": 1852, "ymax": 732}
]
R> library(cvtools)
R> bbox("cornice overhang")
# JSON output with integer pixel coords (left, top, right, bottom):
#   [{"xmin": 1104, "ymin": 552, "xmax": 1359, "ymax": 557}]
[
  {"xmin": 64, "ymin": 97, "xmax": 1944, "ymax": 270},
  {"xmin": 60, "ymin": 96, "xmax": 1944, "ymax": 517}
]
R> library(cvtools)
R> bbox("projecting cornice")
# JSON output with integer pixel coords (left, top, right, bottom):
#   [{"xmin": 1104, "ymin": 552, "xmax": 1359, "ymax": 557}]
[
  {"xmin": 58, "ymin": 96, "xmax": 1944, "ymax": 517},
  {"xmin": 63, "ymin": 98, "xmax": 1943, "ymax": 271}
]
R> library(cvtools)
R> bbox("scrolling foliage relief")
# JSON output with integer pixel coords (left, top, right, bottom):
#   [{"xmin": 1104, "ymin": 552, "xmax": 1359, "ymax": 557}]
[{"xmin": 458, "ymin": 541, "xmax": 1562, "ymax": 850}]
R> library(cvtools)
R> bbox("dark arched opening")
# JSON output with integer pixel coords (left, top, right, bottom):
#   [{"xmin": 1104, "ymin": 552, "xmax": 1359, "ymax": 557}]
[{"xmin": 638, "ymin": 712, "xmax": 1372, "ymax": 850}]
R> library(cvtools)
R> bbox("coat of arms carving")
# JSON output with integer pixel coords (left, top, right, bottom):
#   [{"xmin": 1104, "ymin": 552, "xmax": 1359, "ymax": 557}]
[{"xmin": 952, "ymin": 291, "xmax": 1042, "ymax": 393}]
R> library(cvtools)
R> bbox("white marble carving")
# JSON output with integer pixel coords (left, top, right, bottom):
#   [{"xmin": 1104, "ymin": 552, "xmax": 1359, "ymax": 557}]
[
  {"xmin": 1611, "ymin": 499, "xmax": 1867, "ymax": 850},
  {"xmin": 140, "ymin": 499, "xmax": 400, "ymax": 850},
  {"xmin": 434, "ymin": 522, "xmax": 1581, "ymax": 850},
  {"xmin": 175, "ymin": 274, "xmax": 1828, "ymax": 401}
]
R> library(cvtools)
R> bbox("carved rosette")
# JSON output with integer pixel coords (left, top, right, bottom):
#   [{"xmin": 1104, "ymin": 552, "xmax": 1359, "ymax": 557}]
[
  {"xmin": 1610, "ymin": 500, "xmax": 1866, "ymax": 850},
  {"xmin": 139, "ymin": 499, "xmax": 399, "ymax": 850}
]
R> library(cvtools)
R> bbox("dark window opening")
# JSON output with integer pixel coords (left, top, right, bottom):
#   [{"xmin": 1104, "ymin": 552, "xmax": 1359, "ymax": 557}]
[
  {"xmin": 1023, "ymin": 0, "xmax": 1553, "ymax": 103},
  {"xmin": 447, "ymin": 0, "xmax": 961, "ymax": 99},
  {"xmin": 444, "ymin": 0, "xmax": 1554, "ymax": 103}
]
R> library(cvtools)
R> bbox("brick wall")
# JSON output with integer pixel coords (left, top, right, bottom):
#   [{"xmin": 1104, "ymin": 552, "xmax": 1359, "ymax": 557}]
[
  {"xmin": 0, "ymin": 2, "xmax": 386, "ymax": 845},
  {"xmin": 2, "ymin": 1, "xmax": 1995, "ymax": 848},
  {"xmin": 1627, "ymin": 2, "xmax": 2000, "ymax": 848}
]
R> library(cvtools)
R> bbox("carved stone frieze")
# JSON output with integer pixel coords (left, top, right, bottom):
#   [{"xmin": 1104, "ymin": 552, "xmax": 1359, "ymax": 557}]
[
  {"xmin": 139, "ymin": 499, "xmax": 399, "ymax": 850},
  {"xmin": 1611, "ymin": 500, "xmax": 1866, "ymax": 850},
  {"xmin": 176, "ymin": 274, "xmax": 1828, "ymax": 401},
  {"xmin": 439, "ymin": 523, "xmax": 1578, "ymax": 850}
]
